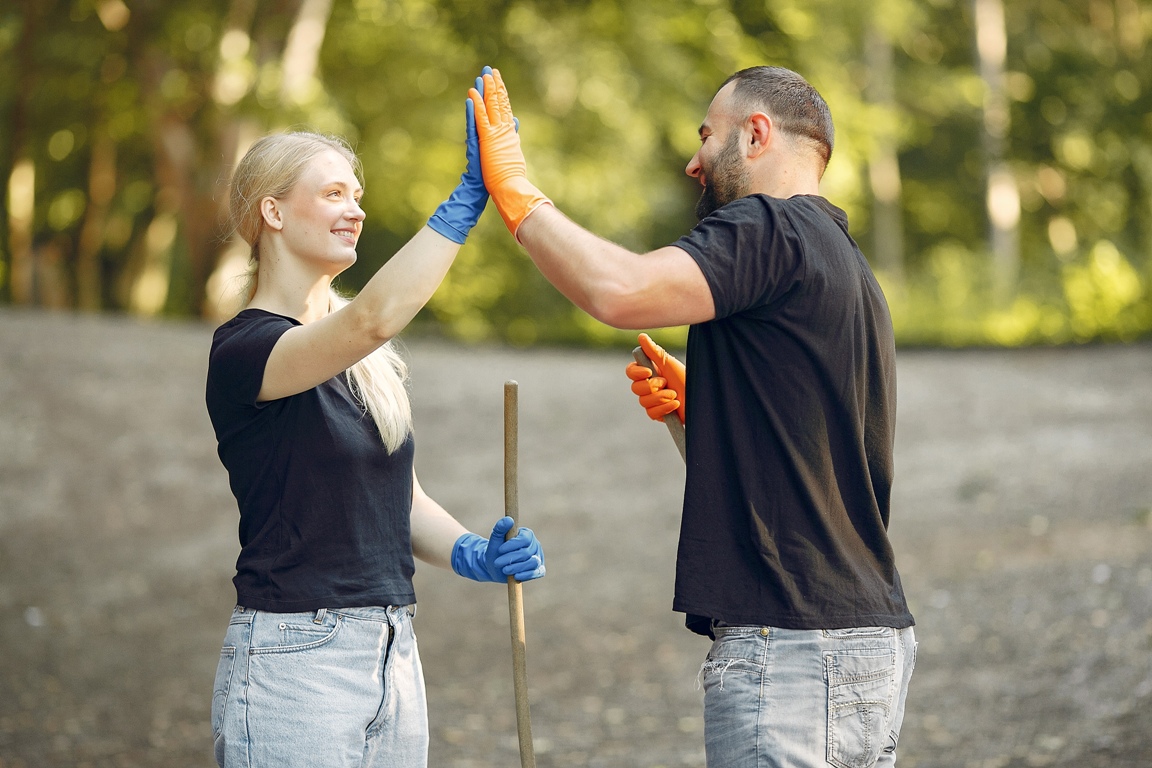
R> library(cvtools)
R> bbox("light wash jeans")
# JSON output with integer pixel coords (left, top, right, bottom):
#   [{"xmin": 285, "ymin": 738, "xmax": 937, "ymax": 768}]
[
  {"xmin": 212, "ymin": 605, "xmax": 427, "ymax": 768},
  {"xmin": 701, "ymin": 624, "xmax": 917, "ymax": 768}
]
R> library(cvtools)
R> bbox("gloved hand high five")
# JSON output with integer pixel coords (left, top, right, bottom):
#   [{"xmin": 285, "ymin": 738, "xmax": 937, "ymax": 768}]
[
  {"xmin": 468, "ymin": 67, "xmax": 552, "ymax": 240},
  {"xmin": 427, "ymin": 67, "xmax": 491, "ymax": 243},
  {"xmin": 452, "ymin": 516, "xmax": 546, "ymax": 583},
  {"xmin": 625, "ymin": 332, "xmax": 687, "ymax": 424}
]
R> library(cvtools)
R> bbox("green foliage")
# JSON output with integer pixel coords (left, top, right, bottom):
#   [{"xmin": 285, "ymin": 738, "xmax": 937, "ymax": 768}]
[
  {"xmin": 0, "ymin": 0, "xmax": 1150, "ymax": 346},
  {"xmin": 886, "ymin": 238, "xmax": 1151, "ymax": 347}
]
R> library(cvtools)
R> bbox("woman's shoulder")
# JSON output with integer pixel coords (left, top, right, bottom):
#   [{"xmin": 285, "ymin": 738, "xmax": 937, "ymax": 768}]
[
  {"xmin": 213, "ymin": 308, "xmax": 297, "ymax": 345},
  {"xmin": 209, "ymin": 309, "xmax": 299, "ymax": 378},
  {"xmin": 217, "ymin": 307, "xmax": 296, "ymax": 330}
]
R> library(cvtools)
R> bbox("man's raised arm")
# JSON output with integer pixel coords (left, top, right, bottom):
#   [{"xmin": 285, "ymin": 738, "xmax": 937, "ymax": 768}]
[{"xmin": 469, "ymin": 68, "xmax": 714, "ymax": 330}]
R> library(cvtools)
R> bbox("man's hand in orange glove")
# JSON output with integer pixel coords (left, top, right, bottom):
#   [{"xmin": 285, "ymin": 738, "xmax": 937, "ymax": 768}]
[
  {"xmin": 625, "ymin": 333, "xmax": 686, "ymax": 425},
  {"xmin": 468, "ymin": 68, "xmax": 552, "ymax": 240}
]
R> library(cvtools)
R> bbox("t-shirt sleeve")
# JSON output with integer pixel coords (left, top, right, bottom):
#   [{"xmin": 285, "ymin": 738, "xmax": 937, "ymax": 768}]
[
  {"xmin": 206, "ymin": 312, "xmax": 295, "ymax": 410},
  {"xmin": 673, "ymin": 196, "xmax": 800, "ymax": 320}
]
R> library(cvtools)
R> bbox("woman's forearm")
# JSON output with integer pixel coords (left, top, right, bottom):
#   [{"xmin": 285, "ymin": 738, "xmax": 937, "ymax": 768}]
[
  {"xmin": 410, "ymin": 473, "xmax": 468, "ymax": 570},
  {"xmin": 351, "ymin": 226, "xmax": 460, "ymax": 342}
]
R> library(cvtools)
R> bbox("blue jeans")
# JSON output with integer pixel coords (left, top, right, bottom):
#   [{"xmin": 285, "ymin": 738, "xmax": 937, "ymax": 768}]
[
  {"xmin": 212, "ymin": 605, "xmax": 428, "ymax": 768},
  {"xmin": 701, "ymin": 625, "xmax": 917, "ymax": 768}
]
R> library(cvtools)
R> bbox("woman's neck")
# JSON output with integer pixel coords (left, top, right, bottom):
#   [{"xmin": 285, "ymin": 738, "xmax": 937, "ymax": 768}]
[{"xmin": 248, "ymin": 251, "xmax": 335, "ymax": 324}]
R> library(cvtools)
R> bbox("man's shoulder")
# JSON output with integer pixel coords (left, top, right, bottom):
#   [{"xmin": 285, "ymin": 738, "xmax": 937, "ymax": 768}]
[
  {"xmin": 710, "ymin": 194, "xmax": 844, "ymax": 225},
  {"xmin": 690, "ymin": 195, "xmax": 780, "ymax": 234}
]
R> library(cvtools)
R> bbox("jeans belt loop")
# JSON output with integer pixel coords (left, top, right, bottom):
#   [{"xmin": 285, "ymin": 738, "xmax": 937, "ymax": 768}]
[{"xmin": 313, "ymin": 608, "xmax": 327, "ymax": 624}]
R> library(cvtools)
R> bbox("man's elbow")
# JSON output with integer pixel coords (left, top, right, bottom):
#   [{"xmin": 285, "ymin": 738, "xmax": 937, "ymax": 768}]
[
  {"xmin": 583, "ymin": 281, "xmax": 714, "ymax": 329},
  {"xmin": 584, "ymin": 286, "xmax": 647, "ymax": 330}
]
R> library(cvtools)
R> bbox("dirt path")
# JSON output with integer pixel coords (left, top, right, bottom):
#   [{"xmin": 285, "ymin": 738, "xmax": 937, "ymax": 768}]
[{"xmin": 1, "ymin": 308, "xmax": 1150, "ymax": 767}]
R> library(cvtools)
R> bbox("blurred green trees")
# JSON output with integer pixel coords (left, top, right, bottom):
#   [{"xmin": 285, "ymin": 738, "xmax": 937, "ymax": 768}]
[{"xmin": 2, "ymin": 0, "xmax": 1150, "ymax": 347}]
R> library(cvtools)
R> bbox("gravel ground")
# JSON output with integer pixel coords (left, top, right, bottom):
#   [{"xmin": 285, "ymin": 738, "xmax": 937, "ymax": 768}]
[{"xmin": 1, "ymin": 307, "xmax": 1150, "ymax": 768}]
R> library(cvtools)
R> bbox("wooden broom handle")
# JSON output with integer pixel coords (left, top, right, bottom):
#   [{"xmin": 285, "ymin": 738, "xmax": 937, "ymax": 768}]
[
  {"xmin": 632, "ymin": 347, "xmax": 687, "ymax": 462},
  {"xmin": 504, "ymin": 381, "xmax": 535, "ymax": 768}
]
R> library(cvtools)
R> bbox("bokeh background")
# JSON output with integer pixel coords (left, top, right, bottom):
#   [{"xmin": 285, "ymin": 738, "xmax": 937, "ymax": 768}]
[
  {"xmin": 2, "ymin": 0, "xmax": 1151, "ymax": 345},
  {"xmin": 3, "ymin": 1, "xmax": 1152, "ymax": 767}
]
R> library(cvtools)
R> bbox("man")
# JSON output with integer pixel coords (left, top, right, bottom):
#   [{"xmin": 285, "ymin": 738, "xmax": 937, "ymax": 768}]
[{"xmin": 470, "ymin": 66, "xmax": 916, "ymax": 768}]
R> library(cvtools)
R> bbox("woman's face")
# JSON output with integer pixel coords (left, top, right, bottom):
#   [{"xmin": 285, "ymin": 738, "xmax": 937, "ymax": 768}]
[{"xmin": 271, "ymin": 148, "xmax": 365, "ymax": 272}]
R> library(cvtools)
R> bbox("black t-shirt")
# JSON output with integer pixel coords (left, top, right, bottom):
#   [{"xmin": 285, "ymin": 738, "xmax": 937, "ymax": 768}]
[
  {"xmin": 673, "ymin": 194, "xmax": 913, "ymax": 635},
  {"xmin": 205, "ymin": 309, "xmax": 416, "ymax": 612}
]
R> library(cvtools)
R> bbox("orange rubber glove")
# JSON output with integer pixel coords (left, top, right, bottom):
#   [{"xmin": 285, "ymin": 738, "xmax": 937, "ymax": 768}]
[
  {"xmin": 625, "ymin": 333, "xmax": 686, "ymax": 424},
  {"xmin": 468, "ymin": 68, "xmax": 552, "ymax": 240}
]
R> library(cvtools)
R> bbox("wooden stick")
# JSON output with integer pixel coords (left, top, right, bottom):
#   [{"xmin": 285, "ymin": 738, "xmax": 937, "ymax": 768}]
[
  {"xmin": 504, "ymin": 380, "xmax": 535, "ymax": 768},
  {"xmin": 632, "ymin": 347, "xmax": 688, "ymax": 462}
]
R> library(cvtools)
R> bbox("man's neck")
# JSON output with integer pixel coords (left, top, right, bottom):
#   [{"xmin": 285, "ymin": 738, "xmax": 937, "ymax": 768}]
[{"xmin": 753, "ymin": 167, "xmax": 821, "ymax": 200}]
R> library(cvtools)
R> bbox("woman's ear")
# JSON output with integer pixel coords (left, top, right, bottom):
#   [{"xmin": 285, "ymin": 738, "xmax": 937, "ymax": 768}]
[
  {"xmin": 746, "ymin": 112, "xmax": 773, "ymax": 159},
  {"xmin": 260, "ymin": 196, "xmax": 284, "ymax": 231}
]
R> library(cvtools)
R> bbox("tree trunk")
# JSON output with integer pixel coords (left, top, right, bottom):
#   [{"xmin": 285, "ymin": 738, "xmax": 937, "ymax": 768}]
[
  {"xmin": 6, "ymin": 159, "xmax": 35, "ymax": 305},
  {"xmin": 123, "ymin": 0, "xmax": 263, "ymax": 318},
  {"xmin": 280, "ymin": 0, "xmax": 335, "ymax": 105},
  {"xmin": 75, "ymin": 131, "xmax": 117, "ymax": 311},
  {"xmin": 974, "ymin": 0, "xmax": 1019, "ymax": 306},
  {"xmin": 5, "ymin": 1, "xmax": 41, "ymax": 305},
  {"xmin": 865, "ymin": 21, "xmax": 905, "ymax": 287}
]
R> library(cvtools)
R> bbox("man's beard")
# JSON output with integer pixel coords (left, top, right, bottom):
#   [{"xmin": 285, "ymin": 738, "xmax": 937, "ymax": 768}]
[{"xmin": 695, "ymin": 132, "xmax": 750, "ymax": 220}]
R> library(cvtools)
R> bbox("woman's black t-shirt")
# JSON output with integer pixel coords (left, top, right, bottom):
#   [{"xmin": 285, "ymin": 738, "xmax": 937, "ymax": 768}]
[
  {"xmin": 673, "ymin": 194, "xmax": 914, "ymax": 635},
  {"xmin": 205, "ymin": 309, "xmax": 416, "ymax": 613}
]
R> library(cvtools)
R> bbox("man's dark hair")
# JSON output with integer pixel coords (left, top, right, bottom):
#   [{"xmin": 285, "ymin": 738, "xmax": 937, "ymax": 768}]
[{"xmin": 722, "ymin": 66, "xmax": 834, "ymax": 172}]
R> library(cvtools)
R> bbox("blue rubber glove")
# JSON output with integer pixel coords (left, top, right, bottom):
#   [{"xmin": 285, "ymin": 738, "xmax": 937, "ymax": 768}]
[
  {"xmin": 451, "ymin": 516, "xmax": 546, "ymax": 583},
  {"xmin": 427, "ymin": 67, "xmax": 490, "ymax": 243}
]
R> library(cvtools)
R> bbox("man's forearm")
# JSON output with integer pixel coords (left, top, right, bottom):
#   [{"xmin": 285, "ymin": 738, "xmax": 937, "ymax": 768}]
[
  {"xmin": 516, "ymin": 204, "xmax": 639, "ymax": 326},
  {"xmin": 517, "ymin": 204, "xmax": 716, "ymax": 329}
]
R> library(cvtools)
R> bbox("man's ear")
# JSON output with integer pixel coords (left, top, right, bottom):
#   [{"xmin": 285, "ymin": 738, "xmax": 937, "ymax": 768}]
[
  {"xmin": 746, "ymin": 112, "xmax": 773, "ymax": 159},
  {"xmin": 260, "ymin": 196, "xmax": 284, "ymax": 231}
]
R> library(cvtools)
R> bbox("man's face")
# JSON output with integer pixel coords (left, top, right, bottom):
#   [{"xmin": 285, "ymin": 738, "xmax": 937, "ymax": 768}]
[{"xmin": 686, "ymin": 82, "xmax": 751, "ymax": 220}]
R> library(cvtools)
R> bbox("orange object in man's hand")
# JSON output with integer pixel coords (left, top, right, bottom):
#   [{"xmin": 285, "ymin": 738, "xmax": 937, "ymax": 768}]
[
  {"xmin": 625, "ymin": 333, "xmax": 686, "ymax": 424},
  {"xmin": 468, "ymin": 68, "xmax": 552, "ymax": 239}
]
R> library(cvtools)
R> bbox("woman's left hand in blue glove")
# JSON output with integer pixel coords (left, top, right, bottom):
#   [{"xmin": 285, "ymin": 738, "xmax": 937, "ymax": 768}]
[
  {"xmin": 426, "ymin": 67, "xmax": 491, "ymax": 243},
  {"xmin": 451, "ymin": 515, "xmax": 546, "ymax": 583}
]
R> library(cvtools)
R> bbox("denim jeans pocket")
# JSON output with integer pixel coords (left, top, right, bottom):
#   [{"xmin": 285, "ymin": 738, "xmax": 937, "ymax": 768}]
[
  {"xmin": 211, "ymin": 646, "xmax": 236, "ymax": 738},
  {"xmin": 250, "ymin": 610, "xmax": 343, "ymax": 654},
  {"xmin": 824, "ymin": 649, "xmax": 896, "ymax": 768},
  {"xmin": 700, "ymin": 628, "xmax": 766, "ymax": 698}
]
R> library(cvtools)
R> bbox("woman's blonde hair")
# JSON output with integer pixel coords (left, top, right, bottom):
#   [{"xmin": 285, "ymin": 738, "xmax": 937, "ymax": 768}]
[{"xmin": 228, "ymin": 131, "xmax": 413, "ymax": 453}]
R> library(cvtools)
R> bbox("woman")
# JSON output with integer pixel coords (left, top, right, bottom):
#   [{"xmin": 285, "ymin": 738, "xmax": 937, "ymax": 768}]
[{"xmin": 205, "ymin": 74, "xmax": 544, "ymax": 768}]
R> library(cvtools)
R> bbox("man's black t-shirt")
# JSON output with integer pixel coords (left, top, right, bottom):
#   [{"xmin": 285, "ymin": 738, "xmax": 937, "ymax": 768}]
[
  {"xmin": 673, "ymin": 194, "xmax": 913, "ymax": 635},
  {"xmin": 205, "ymin": 309, "xmax": 417, "ymax": 613}
]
